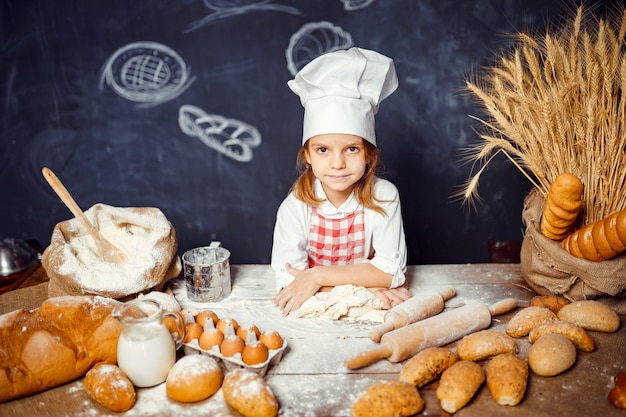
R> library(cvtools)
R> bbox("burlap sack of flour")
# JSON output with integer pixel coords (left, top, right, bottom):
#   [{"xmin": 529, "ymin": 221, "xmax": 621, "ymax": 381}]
[{"xmin": 520, "ymin": 188, "xmax": 626, "ymax": 313}]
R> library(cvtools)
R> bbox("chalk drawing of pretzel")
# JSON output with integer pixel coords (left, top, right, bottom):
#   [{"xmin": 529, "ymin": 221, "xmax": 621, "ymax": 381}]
[{"xmin": 179, "ymin": 105, "xmax": 262, "ymax": 162}]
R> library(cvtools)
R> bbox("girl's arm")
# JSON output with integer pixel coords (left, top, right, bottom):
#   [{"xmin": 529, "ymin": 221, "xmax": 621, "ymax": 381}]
[{"xmin": 273, "ymin": 262, "xmax": 410, "ymax": 316}]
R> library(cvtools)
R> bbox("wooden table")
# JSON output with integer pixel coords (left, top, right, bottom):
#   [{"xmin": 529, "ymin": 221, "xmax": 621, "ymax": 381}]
[{"xmin": 0, "ymin": 264, "xmax": 624, "ymax": 416}]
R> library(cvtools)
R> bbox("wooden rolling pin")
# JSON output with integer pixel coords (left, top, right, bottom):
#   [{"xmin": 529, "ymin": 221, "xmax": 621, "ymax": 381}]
[
  {"xmin": 369, "ymin": 286, "xmax": 456, "ymax": 342},
  {"xmin": 345, "ymin": 298, "xmax": 517, "ymax": 370}
]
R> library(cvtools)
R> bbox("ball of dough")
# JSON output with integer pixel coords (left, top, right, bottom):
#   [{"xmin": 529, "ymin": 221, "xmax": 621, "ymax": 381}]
[
  {"xmin": 222, "ymin": 369, "xmax": 279, "ymax": 417},
  {"xmin": 84, "ymin": 363, "xmax": 136, "ymax": 412},
  {"xmin": 166, "ymin": 354, "xmax": 222, "ymax": 403},
  {"xmin": 528, "ymin": 333, "xmax": 576, "ymax": 376}
]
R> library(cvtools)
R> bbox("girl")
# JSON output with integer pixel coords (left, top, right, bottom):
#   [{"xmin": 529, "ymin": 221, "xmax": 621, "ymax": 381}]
[{"xmin": 271, "ymin": 48, "xmax": 410, "ymax": 316}]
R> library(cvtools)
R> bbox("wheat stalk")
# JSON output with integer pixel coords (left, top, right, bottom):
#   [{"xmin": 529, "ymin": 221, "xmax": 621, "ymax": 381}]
[{"xmin": 460, "ymin": 6, "xmax": 626, "ymax": 224}]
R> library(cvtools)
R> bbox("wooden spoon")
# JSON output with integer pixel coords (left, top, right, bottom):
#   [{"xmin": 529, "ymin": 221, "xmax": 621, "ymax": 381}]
[{"xmin": 42, "ymin": 167, "xmax": 127, "ymax": 263}]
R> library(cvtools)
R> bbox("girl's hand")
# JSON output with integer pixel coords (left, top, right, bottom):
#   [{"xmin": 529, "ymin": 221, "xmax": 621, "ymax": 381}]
[
  {"xmin": 367, "ymin": 287, "xmax": 412, "ymax": 309},
  {"xmin": 273, "ymin": 264, "xmax": 322, "ymax": 316}
]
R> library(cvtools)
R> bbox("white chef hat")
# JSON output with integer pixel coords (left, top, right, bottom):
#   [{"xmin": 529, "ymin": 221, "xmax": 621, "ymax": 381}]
[{"xmin": 288, "ymin": 47, "xmax": 398, "ymax": 146}]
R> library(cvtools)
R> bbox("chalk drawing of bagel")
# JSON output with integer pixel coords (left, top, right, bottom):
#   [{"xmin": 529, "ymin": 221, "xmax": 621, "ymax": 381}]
[
  {"xmin": 285, "ymin": 21, "xmax": 354, "ymax": 77},
  {"xmin": 185, "ymin": 0, "xmax": 302, "ymax": 32},
  {"xmin": 179, "ymin": 104, "xmax": 262, "ymax": 162},
  {"xmin": 100, "ymin": 41, "xmax": 196, "ymax": 108}
]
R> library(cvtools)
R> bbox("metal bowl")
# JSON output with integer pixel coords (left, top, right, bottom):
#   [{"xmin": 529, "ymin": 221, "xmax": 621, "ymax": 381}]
[{"xmin": 0, "ymin": 238, "xmax": 39, "ymax": 277}]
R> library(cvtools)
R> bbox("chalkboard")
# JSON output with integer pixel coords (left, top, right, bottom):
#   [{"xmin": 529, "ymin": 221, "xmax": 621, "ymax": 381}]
[{"xmin": 0, "ymin": 0, "xmax": 585, "ymax": 265}]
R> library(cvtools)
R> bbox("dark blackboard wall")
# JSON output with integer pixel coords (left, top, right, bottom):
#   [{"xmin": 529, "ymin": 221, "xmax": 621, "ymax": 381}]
[{"xmin": 0, "ymin": 0, "xmax": 602, "ymax": 264}]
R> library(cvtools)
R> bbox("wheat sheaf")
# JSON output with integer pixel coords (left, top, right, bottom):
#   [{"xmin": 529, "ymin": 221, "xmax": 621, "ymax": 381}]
[{"xmin": 460, "ymin": 6, "xmax": 626, "ymax": 225}]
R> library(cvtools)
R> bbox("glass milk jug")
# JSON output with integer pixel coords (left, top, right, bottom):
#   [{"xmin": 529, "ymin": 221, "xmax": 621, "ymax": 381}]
[{"xmin": 112, "ymin": 299, "xmax": 185, "ymax": 387}]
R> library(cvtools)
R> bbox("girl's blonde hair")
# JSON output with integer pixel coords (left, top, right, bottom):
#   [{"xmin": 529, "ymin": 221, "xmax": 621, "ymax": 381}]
[{"xmin": 290, "ymin": 139, "xmax": 388, "ymax": 216}]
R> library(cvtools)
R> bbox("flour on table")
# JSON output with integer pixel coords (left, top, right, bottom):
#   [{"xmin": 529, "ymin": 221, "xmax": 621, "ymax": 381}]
[{"xmin": 289, "ymin": 285, "xmax": 388, "ymax": 322}]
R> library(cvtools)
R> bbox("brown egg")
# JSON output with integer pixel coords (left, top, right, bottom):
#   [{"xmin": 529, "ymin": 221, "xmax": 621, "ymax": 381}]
[
  {"xmin": 220, "ymin": 335, "xmax": 245, "ymax": 358},
  {"xmin": 216, "ymin": 318, "xmax": 239, "ymax": 334},
  {"xmin": 242, "ymin": 341, "xmax": 269, "ymax": 365},
  {"xmin": 236, "ymin": 324, "xmax": 261, "ymax": 341},
  {"xmin": 259, "ymin": 330, "xmax": 283, "ymax": 350},
  {"xmin": 162, "ymin": 316, "xmax": 179, "ymax": 335},
  {"xmin": 184, "ymin": 322, "xmax": 203, "ymax": 343},
  {"xmin": 199, "ymin": 328, "xmax": 224, "ymax": 351},
  {"xmin": 195, "ymin": 310, "xmax": 219, "ymax": 328}
]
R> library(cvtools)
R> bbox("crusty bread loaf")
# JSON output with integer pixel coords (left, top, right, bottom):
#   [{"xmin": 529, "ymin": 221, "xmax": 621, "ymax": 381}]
[
  {"xmin": 456, "ymin": 329, "xmax": 517, "ymax": 361},
  {"xmin": 84, "ymin": 363, "xmax": 136, "ymax": 412},
  {"xmin": 42, "ymin": 204, "xmax": 180, "ymax": 299},
  {"xmin": 0, "ymin": 295, "xmax": 123, "ymax": 403},
  {"xmin": 166, "ymin": 354, "xmax": 222, "ymax": 403},
  {"xmin": 399, "ymin": 347, "xmax": 457, "ymax": 387},
  {"xmin": 486, "ymin": 353, "xmax": 528, "ymax": 406},
  {"xmin": 351, "ymin": 380, "xmax": 424, "ymax": 417},
  {"xmin": 222, "ymin": 369, "xmax": 279, "ymax": 417}
]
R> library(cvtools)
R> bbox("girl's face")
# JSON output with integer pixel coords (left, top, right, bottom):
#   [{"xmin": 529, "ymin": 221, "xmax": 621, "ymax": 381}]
[{"xmin": 304, "ymin": 134, "xmax": 368, "ymax": 207}]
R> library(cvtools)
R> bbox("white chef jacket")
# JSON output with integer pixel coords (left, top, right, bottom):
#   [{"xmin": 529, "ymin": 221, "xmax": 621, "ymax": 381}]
[{"xmin": 271, "ymin": 177, "xmax": 407, "ymax": 290}]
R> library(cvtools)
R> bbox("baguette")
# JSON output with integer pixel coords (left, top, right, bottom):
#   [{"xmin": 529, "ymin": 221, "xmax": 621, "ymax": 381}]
[{"xmin": 0, "ymin": 296, "xmax": 123, "ymax": 402}]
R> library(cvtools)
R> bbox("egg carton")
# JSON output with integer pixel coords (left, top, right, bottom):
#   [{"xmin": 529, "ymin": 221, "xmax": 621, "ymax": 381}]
[{"xmin": 182, "ymin": 339, "xmax": 287, "ymax": 376}]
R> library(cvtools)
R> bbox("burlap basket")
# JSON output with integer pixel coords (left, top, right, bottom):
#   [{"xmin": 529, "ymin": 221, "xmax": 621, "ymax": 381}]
[{"xmin": 520, "ymin": 188, "xmax": 626, "ymax": 313}]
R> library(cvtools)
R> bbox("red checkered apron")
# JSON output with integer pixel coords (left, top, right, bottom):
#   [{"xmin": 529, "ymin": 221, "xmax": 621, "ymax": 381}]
[{"xmin": 308, "ymin": 206, "xmax": 366, "ymax": 267}]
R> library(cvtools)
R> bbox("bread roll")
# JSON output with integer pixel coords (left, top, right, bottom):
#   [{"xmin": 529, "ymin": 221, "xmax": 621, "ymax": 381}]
[
  {"xmin": 166, "ymin": 354, "xmax": 222, "ymax": 403},
  {"xmin": 84, "ymin": 363, "xmax": 135, "ymax": 412},
  {"xmin": 222, "ymin": 369, "xmax": 279, "ymax": 417},
  {"xmin": 505, "ymin": 306, "xmax": 557, "ymax": 337},
  {"xmin": 529, "ymin": 295, "xmax": 569, "ymax": 314},
  {"xmin": 528, "ymin": 320, "xmax": 595, "ymax": 352},
  {"xmin": 456, "ymin": 329, "xmax": 517, "ymax": 361},
  {"xmin": 528, "ymin": 333, "xmax": 576, "ymax": 376},
  {"xmin": 436, "ymin": 360, "xmax": 485, "ymax": 413},
  {"xmin": 608, "ymin": 371, "xmax": 626, "ymax": 409},
  {"xmin": 399, "ymin": 347, "xmax": 457, "ymax": 387},
  {"xmin": 351, "ymin": 380, "xmax": 424, "ymax": 417},
  {"xmin": 486, "ymin": 353, "xmax": 528, "ymax": 406},
  {"xmin": 557, "ymin": 300, "xmax": 620, "ymax": 332},
  {"xmin": 0, "ymin": 296, "xmax": 123, "ymax": 403}
]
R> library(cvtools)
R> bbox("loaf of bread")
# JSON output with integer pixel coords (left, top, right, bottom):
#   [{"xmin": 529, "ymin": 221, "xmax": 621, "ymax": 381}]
[
  {"xmin": 0, "ymin": 295, "xmax": 123, "ymax": 402},
  {"xmin": 351, "ymin": 380, "xmax": 424, "ymax": 417},
  {"xmin": 222, "ymin": 369, "xmax": 279, "ymax": 417},
  {"xmin": 456, "ymin": 329, "xmax": 517, "ymax": 361},
  {"xmin": 528, "ymin": 320, "xmax": 595, "ymax": 352},
  {"xmin": 557, "ymin": 300, "xmax": 620, "ymax": 332},
  {"xmin": 399, "ymin": 347, "xmax": 457, "ymax": 387},
  {"xmin": 42, "ymin": 204, "xmax": 181, "ymax": 299},
  {"xmin": 528, "ymin": 333, "xmax": 576, "ymax": 376},
  {"xmin": 486, "ymin": 353, "xmax": 528, "ymax": 406},
  {"xmin": 166, "ymin": 354, "xmax": 222, "ymax": 403},
  {"xmin": 84, "ymin": 363, "xmax": 136, "ymax": 412},
  {"xmin": 436, "ymin": 360, "xmax": 485, "ymax": 413},
  {"xmin": 505, "ymin": 306, "xmax": 557, "ymax": 337}
]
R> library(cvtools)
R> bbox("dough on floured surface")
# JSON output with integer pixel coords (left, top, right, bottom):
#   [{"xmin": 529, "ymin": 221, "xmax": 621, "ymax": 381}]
[{"xmin": 289, "ymin": 285, "xmax": 387, "ymax": 322}]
